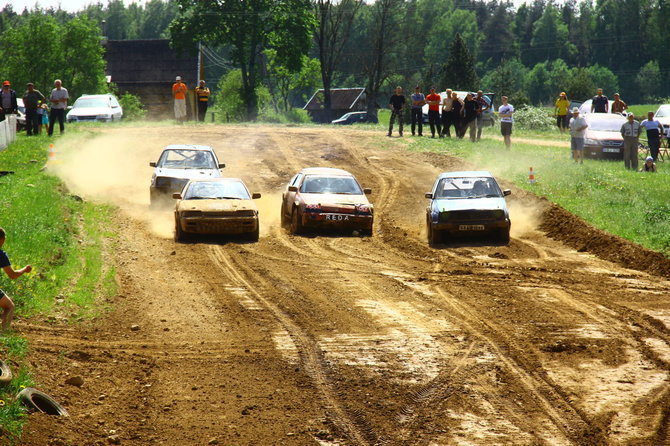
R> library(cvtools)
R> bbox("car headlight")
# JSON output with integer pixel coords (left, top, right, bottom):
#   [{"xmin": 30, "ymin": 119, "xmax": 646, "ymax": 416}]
[
  {"xmin": 584, "ymin": 138, "xmax": 600, "ymax": 145},
  {"xmin": 493, "ymin": 209, "xmax": 505, "ymax": 219},
  {"xmin": 97, "ymin": 114, "xmax": 112, "ymax": 120}
]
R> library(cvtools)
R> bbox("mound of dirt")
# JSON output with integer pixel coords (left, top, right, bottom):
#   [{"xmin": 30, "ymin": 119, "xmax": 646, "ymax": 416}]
[{"xmin": 540, "ymin": 203, "xmax": 670, "ymax": 278}]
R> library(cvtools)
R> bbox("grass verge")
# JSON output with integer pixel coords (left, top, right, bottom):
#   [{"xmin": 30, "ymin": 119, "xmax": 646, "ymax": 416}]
[{"xmin": 0, "ymin": 132, "xmax": 115, "ymax": 440}]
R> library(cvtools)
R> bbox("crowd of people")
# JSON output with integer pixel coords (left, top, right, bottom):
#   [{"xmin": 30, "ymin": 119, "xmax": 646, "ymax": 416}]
[
  {"xmin": 0, "ymin": 79, "xmax": 70, "ymax": 136},
  {"xmin": 172, "ymin": 75, "xmax": 211, "ymax": 123}
]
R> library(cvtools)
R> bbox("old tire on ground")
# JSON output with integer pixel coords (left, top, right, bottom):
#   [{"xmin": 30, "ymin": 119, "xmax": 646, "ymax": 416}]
[
  {"xmin": 0, "ymin": 360, "xmax": 12, "ymax": 385},
  {"xmin": 17, "ymin": 388, "xmax": 69, "ymax": 416},
  {"xmin": 290, "ymin": 208, "xmax": 303, "ymax": 235}
]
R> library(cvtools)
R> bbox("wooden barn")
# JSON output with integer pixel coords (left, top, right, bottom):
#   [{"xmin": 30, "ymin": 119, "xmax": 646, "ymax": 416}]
[
  {"xmin": 303, "ymin": 87, "xmax": 367, "ymax": 123},
  {"xmin": 104, "ymin": 39, "xmax": 199, "ymax": 119}
]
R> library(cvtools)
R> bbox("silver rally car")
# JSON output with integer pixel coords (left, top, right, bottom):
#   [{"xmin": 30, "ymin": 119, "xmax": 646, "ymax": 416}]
[{"xmin": 425, "ymin": 171, "xmax": 511, "ymax": 245}]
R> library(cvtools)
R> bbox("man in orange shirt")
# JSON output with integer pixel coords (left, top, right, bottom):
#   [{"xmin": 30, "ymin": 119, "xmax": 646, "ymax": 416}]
[
  {"xmin": 425, "ymin": 87, "xmax": 442, "ymax": 138},
  {"xmin": 172, "ymin": 75, "xmax": 188, "ymax": 122}
]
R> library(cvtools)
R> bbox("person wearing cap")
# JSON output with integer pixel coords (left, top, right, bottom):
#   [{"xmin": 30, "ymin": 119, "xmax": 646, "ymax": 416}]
[
  {"xmin": 172, "ymin": 76, "xmax": 188, "ymax": 123},
  {"xmin": 194, "ymin": 80, "xmax": 210, "ymax": 122},
  {"xmin": 410, "ymin": 85, "xmax": 425, "ymax": 136},
  {"xmin": 425, "ymin": 87, "xmax": 441, "ymax": 138},
  {"xmin": 641, "ymin": 156, "xmax": 657, "ymax": 172},
  {"xmin": 568, "ymin": 107, "xmax": 588, "ymax": 164},
  {"xmin": 48, "ymin": 79, "xmax": 69, "ymax": 136},
  {"xmin": 474, "ymin": 90, "xmax": 489, "ymax": 142},
  {"xmin": 0, "ymin": 81, "xmax": 17, "ymax": 123},
  {"xmin": 640, "ymin": 111, "xmax": 664, "ymax": 161},
  {"xmin": 22, "ymin": 83, "xmax": 45, "ymax": 136},
  {"xmin": 620, "ymin": 113, "xmax": 641, "ymax": 170},
  {"xmin": 611, "ymin": 93, "xmax": 627, "ymax": 114},
  {"xmin": 554, "ymin": 92, "xmax": 570, "ymax": 134}
]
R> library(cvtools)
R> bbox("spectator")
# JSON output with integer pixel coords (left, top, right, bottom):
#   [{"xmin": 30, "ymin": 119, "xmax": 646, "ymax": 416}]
[
  {"xmin": 387, "ymin": 86, "xmax": 405, "ymax": 137},
  {"xmin": 450, "ymin": 91, "xmax": 464, "ymax": 138},
  {"xmin": 440, "ymin": 88, "xmax": 454, "ymax": 137},
  {"xmin": 172, "ymin": 76, "xmax": 188, "ymax": 123},
  {"xmin": 611, "ymin": 93, "xmax": 627, "ymax": 114},
  {"xmin": 461, "ymin": 92, "xmax": 478, "ymax": 141},
  {"xmin": 410, "ymin": 85, "xmax": 425, "ymax": 136},
  {"xmin": 38, "ymin": 102, "xmax": 49, "ymax": 134},
  {"xmin": 591, "ymin": 88, "xmax": 609, "ymax": 113},
  {"xmin": 568, "ymin": 107, "xmax": 588, "ymax": 164},
  {"xmin": 640, "ymin": 111, "xmax": 664, "ymax": 161},
  {"xmin": 425, "ymin": 87, "xmax": 442, "ymax": 138},
  {"xmin": 48, "ymin": 79, "xmax": 69, "ymax": 136},
  {"xmin": 474, "ymin": 90, "xmax": 489, "ymax": 141},
  {"xmin": 22, "ymin": 83, "xmax": 45, "ymax": 136},
  {"xmin": 194, "ymin": 80, "xmax": 210, "ymax": 122},
  {"xmin": 498, "ymin": 95, "xmax": 514, "ymax": 149},
  {"xmin": 554, "ymin": 92, "xmax": 570, "ymax": 134},
  {"xmin": 0, "ymin": 227, "xmax": 32, "ymax": 331},
  {"xmin": 620, "ymin": 113, "xmax": 641, "ymax": 170},
  {"xmin": 0, "ymin": 81, "xmax": 17, "ymax": 123},
  {"xmin": 641, "ymin": 156, "xmax": 657, "ymax": 172}
]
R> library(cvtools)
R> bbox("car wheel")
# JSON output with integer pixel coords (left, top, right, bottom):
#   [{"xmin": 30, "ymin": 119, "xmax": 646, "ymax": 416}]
[
  {"xmin": 280, "ymin": 203, "xmax": 288, "ymax": 228},
  {"xmin": 428, "ymin": 224, "xmax": 442, "ymax": 247},
  {"xmin": 174, "ymin": 218, "xmax": 185, "ymax": 243},
  {"xmin": 499, "ymin": 228, "xmax": 510, "ymax": 244},
  {"xmin": 248, "ymin": 224, "xmax": 260, "ymax": 242},
  {"xmin": 17, "ymin": 388, "xmax": 69, "ymax": 416},
  {"xmin": 290, "ymin": 208, "xmax": 303, "ymax": 235}
]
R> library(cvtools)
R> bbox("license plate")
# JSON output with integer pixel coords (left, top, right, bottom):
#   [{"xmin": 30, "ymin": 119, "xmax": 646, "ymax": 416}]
[
  {"xmin": 459, "ymin": 225, "xmax": 485, "ymax": 231},
  {"xmin": 602, "ymin": 148, "xmax": 620, "ymax": 153},
  {"xmin": 326, "ymin": 214, "xmax": 349, "ymax": 221}
]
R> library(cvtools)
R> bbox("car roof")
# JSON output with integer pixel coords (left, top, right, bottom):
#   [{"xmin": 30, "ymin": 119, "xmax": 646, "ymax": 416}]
[
  {"xmin": 187, "ymin": 177, "xmax": 244, "ymax": 184},
  {"xmin": 584, "ymin": 113, "xmax": 627, "ymax": 122},
  {"xmin": 300, "ymin": 167, "xmax": 354, "ymax": 176},
  {"xmin": 77, "ymin": 94, "xmax": 116, "ymax": 99},
  {"xmin": 162, "ymin": 144, "xmax": 214, "ymax": 152},
  {"xmin": 437, "ymin": 171, "xmax": 494, "ymax": 179}
]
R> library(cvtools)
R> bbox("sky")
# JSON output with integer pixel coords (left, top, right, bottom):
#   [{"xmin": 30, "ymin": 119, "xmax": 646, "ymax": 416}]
[{"xmin": 3, "ymin": 0, "xmax": 145, "ymax": 13}]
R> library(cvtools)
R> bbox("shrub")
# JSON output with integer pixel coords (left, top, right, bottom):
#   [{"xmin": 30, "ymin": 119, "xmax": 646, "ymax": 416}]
[
  {"xmin": 118, "ymin": 92, "xmax": 146, "ymax": 121},
  {"xmin": 514, "ymin": 105, "xmax": 554, "ymax": 130}
]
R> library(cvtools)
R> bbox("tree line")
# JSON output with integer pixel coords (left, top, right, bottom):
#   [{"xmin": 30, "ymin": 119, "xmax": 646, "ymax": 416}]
[{"xmin": 1, "ymin": 0, "xmax": 668, "ymax": 120}]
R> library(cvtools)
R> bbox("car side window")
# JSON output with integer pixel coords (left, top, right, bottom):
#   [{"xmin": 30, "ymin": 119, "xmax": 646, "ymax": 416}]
[{"xmin": 290, "ymin": 174, "xmax": 302, "ymax": 187}]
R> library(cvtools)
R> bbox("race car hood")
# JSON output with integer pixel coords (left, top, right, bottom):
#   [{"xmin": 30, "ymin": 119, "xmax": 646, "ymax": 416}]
[
  {"xmin": 300, "ymin": 193, "xmax": 370, "ymax": 207},
  {"xmin": 585, "ymin": 130, "xmax": 622, "ymax": 141},
  {"xmin": 177, "ymin": 198, "xmax": 257, "ymax": 212},
  {"xmin": 154, "ymin": 167, "xmax": 221, "ymax": 180},
  {"xmin": 67, "ymin": 107, "xmax": 114, "ymax": 117},
  {"xmin": 432, "ymin": 197, "xmax": 507, "ymax": 212}
]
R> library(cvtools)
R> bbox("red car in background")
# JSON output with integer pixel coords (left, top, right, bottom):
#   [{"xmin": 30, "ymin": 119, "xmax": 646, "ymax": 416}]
[{"xmin": 280, "ymin": 167, "xmax": 374, "ymax": 235}]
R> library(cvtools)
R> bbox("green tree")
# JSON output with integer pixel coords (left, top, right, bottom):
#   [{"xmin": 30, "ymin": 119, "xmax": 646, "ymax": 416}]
[
  {"xmin": 425, "ymin": 9, "xmax": 479, "ymax": 66},
  {"xmin": 524, "ymin": 61, "xmax": 551, "ymax": 104},
  {"xmin": 479, "ymin": 2, "xmax": 516, "ymax": 67},
  {"xmin": 586, "ymin": 64, "xmax": 619, "ymax": 96},
  {"xmin": 636, "ymin": 60, "xmax": 662, "ymax": 103},
  {"xmin": 565, "ymin": 67, "xmax": 595, "ymax": 101},
  {"xmin": 439, "ymin": 33, "xmax": 478, "ymax": 91},
  {"xmin": 481, "ymin": 58, "xmax": 528, "ymax": 98},
  {"xmin": 169, "ymin": 0, "xmax": 315, "ymax": 120},
  {"xmin": 529, "ymin": 3, "xmax": 576, "ymax": 65}
]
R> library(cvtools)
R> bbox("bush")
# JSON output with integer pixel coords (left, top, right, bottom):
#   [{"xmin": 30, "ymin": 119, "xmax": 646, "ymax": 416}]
[
  {"xmin": 118, "ymin": 92, "xmax": 146, "ymax": 121},
  {"xmin": 514, "ymin": 105, "xmax": 555, "ymax": 130}
]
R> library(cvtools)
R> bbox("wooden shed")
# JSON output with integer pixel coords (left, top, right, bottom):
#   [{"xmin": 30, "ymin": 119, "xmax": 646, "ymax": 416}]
[
  {"xmin": 104, "ymin": 39, "xmax": 199, "ymax": 119},
  {"xmin": 303, "ymin": 88, "xmax": 367, "ymax": 123}
]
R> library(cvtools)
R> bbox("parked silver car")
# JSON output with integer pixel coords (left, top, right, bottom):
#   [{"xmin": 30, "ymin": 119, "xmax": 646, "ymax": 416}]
[
  {"xmin": 67, "ymin": 94, "xmax": 123, "ymax": 123},
  {"xmin": 425, "ymin": 171, "xmax": 511, "ymax": 245},
  {"xmin": 149, "ymin": 145, "xmax": 225, "ymax": 206}
]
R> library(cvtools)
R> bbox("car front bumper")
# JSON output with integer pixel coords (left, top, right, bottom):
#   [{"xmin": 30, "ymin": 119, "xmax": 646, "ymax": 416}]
[
  {"xmin": 302, "ymin": 212, "xmax": 373, "ymax": 230},
  {"xmin": 431, "ymin": 219, "xmax": 510, "ymax": 234},
  {"xmin": 584, "ymin": 144, "xmax": 624, "ymax": 160},
  {"xmin": 177, "ymin": 216, "xmax": 258, "ymax": 235}
]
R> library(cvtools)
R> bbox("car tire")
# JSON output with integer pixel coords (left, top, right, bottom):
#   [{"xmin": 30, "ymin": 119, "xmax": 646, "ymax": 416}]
[
  {"xmin": 290, "ymin": 208, "xmax": 303, "ymax": 235},
  {"xmin": 498, "ymin": 228, "xmax": 510, "ymax": 244},
  {"xmin": 17, "ymin": 388, "xmax": 69, "ymax": 416},
  {"xmin": 280, "ymin": 203, "xmax": 288, "ymax": 228},
  {"xmin": 248, "ymin": 225, "xmax": 260, "ymax": 242},
  {"xmin": 428, "ymin": 224, "xmax": 442, "ymax": 247},
  {"xmin": 0, "ymin": 360, "xmax": 12, "ymax": 385},
  {"xmin": 174, "ymin": 218, "xmax": 186, "ymax": 243}
]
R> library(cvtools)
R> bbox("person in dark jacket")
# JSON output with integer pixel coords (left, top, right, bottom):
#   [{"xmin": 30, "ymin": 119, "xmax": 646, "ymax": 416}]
[
  {"xmin": 22, "ymin": 83, "xmax": 45, "ymax": 136},
  {"xmin": 461, "ymin": 93, "xmax": 479, "ymax": 141},
  {"xmin": 449, "ymin": 91, "xmax": 464, "ymax": 138},
  {"xmin": 388, "ymin": 86, "xmax": 406, "ymax": 137},
  {"xmin": 0, "ymin": 81, "xmax": 18, "ymax": 122}
]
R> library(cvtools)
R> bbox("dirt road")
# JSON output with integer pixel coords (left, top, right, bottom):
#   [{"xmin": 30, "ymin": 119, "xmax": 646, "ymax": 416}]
[{"xmin": 17, "ymin": 125, "xmax": 670, "ymax": 445}]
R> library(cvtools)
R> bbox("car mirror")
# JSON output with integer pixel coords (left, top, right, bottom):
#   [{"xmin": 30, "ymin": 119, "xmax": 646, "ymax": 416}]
[
  {"xmin": 425, "ymin": 192, "xmax": 433, "ymax": 199},
  {"xmin": 149, "ymin": 162, "xmax": 157, "ymax": 167},
  {"xmin": 172, "ymin": 193, "xmax": 182, "ymax": 199},
  {"xmin": 363, "ymin": 188, "xmax": 372, "ymax": 195},
  {"xmin": 503, "ymin": 189, "xmax": 511, "ymax": 196},
  {"xmin": 218, "ymin": 163, "xmax": 225, "ymax": 168},
  {"xmin": 288, "ymin": 186, "xmax": 298, "ymax": 192},
  {"xmin": 252, "ymin": 193, "xmax": 261, "ymax": 199}
]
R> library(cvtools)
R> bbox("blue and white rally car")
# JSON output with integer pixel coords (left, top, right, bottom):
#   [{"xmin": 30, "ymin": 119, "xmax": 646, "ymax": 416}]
[{"xmin": 425, "ymin": 171, "xmax": 511, "ymax": 245}]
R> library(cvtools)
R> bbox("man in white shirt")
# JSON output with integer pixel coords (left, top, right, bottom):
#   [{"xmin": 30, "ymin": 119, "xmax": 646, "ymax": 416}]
[
  {"xmin": 48, "ymin": 79, "xmax": 69, "ymax": 136},
  {"xmin": 498, "ymin": 96, "xmax": 514, "ymax": 149},
  {"xmin": 640, "ymin": 111, "xmax": 664, "ymax": 161},
  {"xmin": 568, "ymin": 107, "xmax": 588, "ymax": 164},
  {"xmin": 620, "ymin": 113, "xmax": 641, "ymax": 170}
]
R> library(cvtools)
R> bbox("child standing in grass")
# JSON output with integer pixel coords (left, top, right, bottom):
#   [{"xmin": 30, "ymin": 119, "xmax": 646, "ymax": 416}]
[{"xmin": 0, "ymin": 228, "xmax": 32, "ymax": 331}]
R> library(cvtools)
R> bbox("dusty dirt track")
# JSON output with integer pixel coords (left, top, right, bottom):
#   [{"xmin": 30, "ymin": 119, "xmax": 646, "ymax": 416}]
[{"xmin": 15, "ymin": 125, "xmax": 670, "ymax": 445}]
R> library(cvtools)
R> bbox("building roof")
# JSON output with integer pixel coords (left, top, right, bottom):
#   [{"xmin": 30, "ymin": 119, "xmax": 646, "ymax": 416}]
[{"xmin": 303, "ymin": 88, "xmax": 366, "ymax": 111}]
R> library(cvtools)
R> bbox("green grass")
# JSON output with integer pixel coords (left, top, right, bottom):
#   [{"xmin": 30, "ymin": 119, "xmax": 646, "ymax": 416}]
[
  {"xmin": 627, "ymin": 104, "xmax": 660, "ymax": 117},
  {"xmin": 0, "ymin": 132, "xmax": 115, "ymax": 439},
  {"xmin": 399, "ymin": 132, "xmax": 670, "ymax": 257}
]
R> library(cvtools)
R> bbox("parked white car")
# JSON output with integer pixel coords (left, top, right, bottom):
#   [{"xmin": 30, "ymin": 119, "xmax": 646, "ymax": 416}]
[{"xmin": 66, "ymin": 94, "xmax": 123, "ymax": 123}]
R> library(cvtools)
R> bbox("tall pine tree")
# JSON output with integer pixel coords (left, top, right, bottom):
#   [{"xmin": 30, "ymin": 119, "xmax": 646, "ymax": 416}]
[{"xmin": 439, "ymin": 33, "xmax": 479, "ymax": 91}]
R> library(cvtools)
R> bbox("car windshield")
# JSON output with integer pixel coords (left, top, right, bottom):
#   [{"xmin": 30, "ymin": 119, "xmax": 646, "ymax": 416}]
[
  {"xmin": 435, "ymin": 177, "xmax": 502, "ymax": 199},
  {"xmin": 586, "ymin": 118, "xmax": 624, "ymax": 132},
  {"xmin": 184, "ymin": 181, "xmax": 250, "ymax": 200},
  {"xmin": 300, "ymin": 175, "xmax": 363, "ymax": 194},
  {"xmin": 73, "ymin": 97, "xmax": 110, "ymax": 108},
  {"xmin": 157, "ymin": 149, "xmax": 217, "ymax": 170},
  {"xmin": 655, "ymin": 106, "xmax": 670, "ymax": 118}
]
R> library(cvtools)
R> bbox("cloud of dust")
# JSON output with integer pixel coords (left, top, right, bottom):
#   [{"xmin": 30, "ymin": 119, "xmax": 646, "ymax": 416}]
[
  {"xmin": 508, "ymin": 199, "xmax": 544, "ymax": 237},
  {"xmin": 253, "ymin": 191, "xmax": 283, "ymax": 237},
  {"xmin": 49, "ymin": 134, "xmax": 175, "ymax": 238}
]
